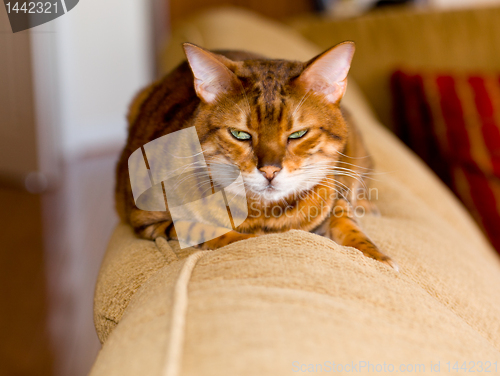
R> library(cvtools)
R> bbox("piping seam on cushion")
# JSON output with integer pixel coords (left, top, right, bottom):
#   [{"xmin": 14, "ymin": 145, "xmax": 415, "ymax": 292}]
[{"xmin": 162, "ymin": 250, "xmax": 208, "ymax": 376}]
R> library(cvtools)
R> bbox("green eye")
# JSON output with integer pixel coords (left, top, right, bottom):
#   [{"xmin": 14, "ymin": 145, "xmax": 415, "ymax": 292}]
[
  {"xmin": 289, "ymin": 129, "xmax": 308, "ymax": 139},
  {"xmin": 230, "ymin": 129, "xmax": 251, "ymax": 140}
]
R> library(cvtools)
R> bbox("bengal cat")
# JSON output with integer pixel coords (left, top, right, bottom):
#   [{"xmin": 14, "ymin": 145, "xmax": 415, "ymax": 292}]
[{"xmin": 115, "ymin": 42, "xmax": 398, "ymax": 270}]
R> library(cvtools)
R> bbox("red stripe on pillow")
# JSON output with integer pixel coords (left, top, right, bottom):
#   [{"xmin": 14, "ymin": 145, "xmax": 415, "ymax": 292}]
[
  {"xmin": 468, "ymin": 76, "xmax": 500, "ymax": 175},
  {"xmin": 436, "ymin": 75, "xmax": 477, "ymax": 171},
  {"xmin": 391, "ymin": 69, "xmax": 500, "ymax": 254},
  {"xmin": 391, "ymin": 71, "xmax": 452, "ymax": 185}
]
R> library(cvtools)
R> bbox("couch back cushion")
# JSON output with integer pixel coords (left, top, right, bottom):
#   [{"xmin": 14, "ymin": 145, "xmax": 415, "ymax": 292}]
[{"xmin": 290, "ymin": 5, "xmax": 500, "ymax": 129}]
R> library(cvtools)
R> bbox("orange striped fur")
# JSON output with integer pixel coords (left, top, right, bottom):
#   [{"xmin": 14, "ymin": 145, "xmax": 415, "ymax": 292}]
[{"xmin": 115, "ymin": 43, "xmax": 397, "ymax": 270}]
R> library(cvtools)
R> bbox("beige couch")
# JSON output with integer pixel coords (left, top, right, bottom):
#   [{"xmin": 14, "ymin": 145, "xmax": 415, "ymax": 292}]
[{"xmin": 91, "ymin": 8, "xmax": 500, "ymax": 376}]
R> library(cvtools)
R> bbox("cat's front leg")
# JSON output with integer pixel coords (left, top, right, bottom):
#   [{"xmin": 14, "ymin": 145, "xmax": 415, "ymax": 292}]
[
  {"xmin": 130, "ymin": 209, "xmax": 173, "ymax": 239},
  {"xmin": 168, "ymin": 221, "xmax": 257, "ymax": 250},
  {"xmin": 199, "ymin": 230, "xmax": 257, "ymax": 249},
  {"xmin": 326, "ymin": 199, "xmax": 398, "ymax": 271}
]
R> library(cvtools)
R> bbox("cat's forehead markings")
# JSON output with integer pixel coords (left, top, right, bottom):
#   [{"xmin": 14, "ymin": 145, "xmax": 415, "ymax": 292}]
[
  {"xmin": 239, "ymin": 60, "xmax": 302, "ymax": 82},
  {"xmin": 291, "ymin": 117, "xmax": 314, "ymax": 132},
  {"xmin": 235, "ymin": 110, "xmax": 251, "ymax": 131},
  {"xmin": 290, "ymin": 102, "xmax": 312, "ymax": 125}
]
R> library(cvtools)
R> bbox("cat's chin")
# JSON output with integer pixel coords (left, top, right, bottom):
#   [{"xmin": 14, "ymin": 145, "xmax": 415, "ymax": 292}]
[
  {"xmin": 246, "ymin": 186, "xmax": 295, "ymax": 203},
  {"xmin": 240, "ymin": 169, "xmax": 325, "ymax": 203}
]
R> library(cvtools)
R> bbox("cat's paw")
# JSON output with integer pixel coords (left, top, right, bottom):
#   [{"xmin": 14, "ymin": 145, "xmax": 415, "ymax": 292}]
[
  {"xmin": 354, "ymin": 241, "xmax": 399, "ymax": 272},
  {"xmin": 199, "ymin": 231, "xmax": 257, "ymax": 250},
  {"xmin": 379, "ymin": 256, "xmax": 399, "ymax": 272}
]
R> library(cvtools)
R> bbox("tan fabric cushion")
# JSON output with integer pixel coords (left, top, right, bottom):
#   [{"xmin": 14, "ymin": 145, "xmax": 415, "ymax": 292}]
[{"xmin": 92, "ymin": 8, "xmax": 500, "ymax": 375}]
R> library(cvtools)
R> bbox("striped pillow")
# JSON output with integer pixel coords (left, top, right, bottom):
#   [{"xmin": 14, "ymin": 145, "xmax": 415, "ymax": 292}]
[{"xmin": 391, "ymin": 70, "xmax": 500, "ymax": 253}]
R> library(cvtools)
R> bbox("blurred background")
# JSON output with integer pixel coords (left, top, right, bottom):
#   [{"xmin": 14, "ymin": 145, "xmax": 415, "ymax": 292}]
[{"xmin": 1, "ymin": 0, "xmax": 499, "ymax": 375}]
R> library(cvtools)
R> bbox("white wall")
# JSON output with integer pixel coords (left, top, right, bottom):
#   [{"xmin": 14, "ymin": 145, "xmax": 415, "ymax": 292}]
[
  {"xmin": 51, "ymin": 0, "xmax": 152, "ymax": 157},
  {"xmin": 29, "ymin": 2, "xmax": 153, "ymax": 374}
]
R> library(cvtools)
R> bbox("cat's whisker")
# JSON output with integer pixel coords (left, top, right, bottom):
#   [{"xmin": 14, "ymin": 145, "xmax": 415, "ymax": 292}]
[
  {"xmin": 169, "ymin": 172, "xmax": 213, "ymax": 190},
  {"xmin": 318, "ymin": 180, "xmax": 351, "ymax": 198},
  {"xmin": 311, "ymin": 166, "xmax": 366, "ymax": 180},
  {"xmin": 330, "ymin": 172, "xmax": 374, "ymax": 187},
  {"xmin": 300, "ymin": 166, "xmax": 366, "ymax": 185},
  {"xmin": 303, "ymin": 187, "xmax": 328, "ymax": 205},
  {"xmin": 227, "ymin": 99, "xmax": 249, "ymax": 119},
  {"xmin": 332, "ymin": 173, "xmax": 368, "ymax": 186},
  {"xmin": 167, "ymin": 148, "xmax": 208, "ymax": 160},
  {"xmin": 171, "ymin": 181, "xmax": 214, "ymax": 204},
  {"xmin": 334, "ymin": 174, "xmax": 366, "ymax": 184},
  {"xmin": 167, "ymin": 162, "xmax": 242, "ymax": 189},
  {"xmin": 161, "ymin": 161, "xmax": 209, "ymax": 178},
  {"xmin": 233, "ymin": 80, "xmax": 252, "ymax": 114},
  {"xmin": 170, "ymin": 169, "xmax": 242, "ymax": 193},
  {"xmin": 227, "ymin": 186, "xmax": 248, "ymax": 206},
  {"xmin": 310, "ymin": 184, "xmax": 347, "ymax": 205},
  {"xmin": 322, "ymin": 178, "xmax": 351, "ymax": 192},
  {"xmin": 196, "ymin": 183, "xmax": 219, "ymax": 200},
  {"xmin": 163, "ymin": 160, "xmax": 235, "ymax": 181},
  {"xmin": 335, "ymin": 150, "xmax": 371, "ymax": 160},
  {"xmin": 336, "ymin": 161, "xmax": 375, "ymax": 172},
  {"xmin": 292, "ymin": 91, "xmax": 311, "ymax": 118}
]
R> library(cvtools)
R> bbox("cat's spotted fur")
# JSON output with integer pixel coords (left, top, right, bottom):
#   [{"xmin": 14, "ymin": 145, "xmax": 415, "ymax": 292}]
[{"xmin": 115, "ymin": 42, "xmax": 397, "ymax": 270}]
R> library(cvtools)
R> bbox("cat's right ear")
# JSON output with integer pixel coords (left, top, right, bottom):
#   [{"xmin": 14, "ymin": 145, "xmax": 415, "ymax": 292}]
[{"xmin": 183, "ymin": 43, "xmax": 241, "ymax": 104}]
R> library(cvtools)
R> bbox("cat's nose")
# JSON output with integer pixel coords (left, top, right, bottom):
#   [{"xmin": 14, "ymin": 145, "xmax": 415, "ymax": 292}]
[{"xmin": 259, "ymin": 166, "xmax": 281, "ymax": 182}]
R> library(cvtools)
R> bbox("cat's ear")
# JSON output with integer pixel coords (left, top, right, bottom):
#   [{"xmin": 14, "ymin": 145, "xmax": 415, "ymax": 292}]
[
  {"xmin": 296, "ymin": 41, "xmax": 355, "ymax": 104},
  {"xmin": 183, "ymin": 43, "xmax": 241, "ymax": 104}
]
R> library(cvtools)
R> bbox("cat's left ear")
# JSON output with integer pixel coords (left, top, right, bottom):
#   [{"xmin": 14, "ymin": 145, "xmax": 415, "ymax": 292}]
[{"xmin": 296, "ymin": 41, "xmax": 355, "ymax": 104}]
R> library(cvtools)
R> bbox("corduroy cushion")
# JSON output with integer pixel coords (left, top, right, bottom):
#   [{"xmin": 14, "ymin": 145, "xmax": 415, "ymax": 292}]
[
  {"xmin": 392, "ymin": 70, "xmax": 500, "ymax": 252},
  {"xmin": 91, "ymin": 8, "xmax": 500, "ymax": 376}
]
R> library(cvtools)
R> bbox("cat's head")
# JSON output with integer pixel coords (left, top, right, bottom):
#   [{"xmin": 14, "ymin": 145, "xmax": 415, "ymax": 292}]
[{"xmin": 183, "ymin": 42, "xmax": 355, "ymax": 203}]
